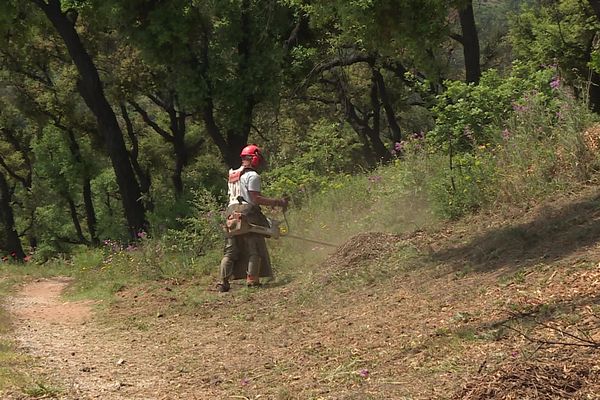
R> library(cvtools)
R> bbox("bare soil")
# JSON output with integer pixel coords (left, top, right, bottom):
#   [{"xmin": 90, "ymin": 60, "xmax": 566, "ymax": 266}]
[{"xmin": 3, "ymin": 189, "xmax": 600, "ymax": 399}]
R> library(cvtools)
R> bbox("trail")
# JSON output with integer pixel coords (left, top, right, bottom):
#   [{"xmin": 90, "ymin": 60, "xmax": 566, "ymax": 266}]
[{"xmin": 5, "ymin": 278, "xmax": 179, "ymax": 400}]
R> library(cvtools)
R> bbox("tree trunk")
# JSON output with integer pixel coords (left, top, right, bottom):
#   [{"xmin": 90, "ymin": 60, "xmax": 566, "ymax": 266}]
[
  {"xmin": 82, "ymin": 178, "xmax": 99, "ymax": 245},
  {"xmin": 585, "ymin": 36, "xmax": 600, "ymax": 113},
  {"xmin": 333, "ymin": 72, "xmax": 391, "ymax": 165},
  {"xmin": 0, "ymin": 172, "xmax": 25, "ymax": 261},
  {"xmin": 368, "ymin": 71, "xmax": 392, "ymax": 162},
  {"xmin": 198, "ymin": 3, "xmax": 253, "ymax": 169},
  {"xmin": 65, "ymin": 193, "xmax": 87, "ymax": 244},
  {"xmin": 64, "ymin": 128, "xmax": 99, "ymax": 245},
  {"xmin": 373, "ymin": 69, "xmax": 402, "ymax": 143},
  {"xmin": 458, "ymin": 0, "xmax": 481, "ymax": 84},
  {"xmin": 120, "ymin": 104, "xmax": 153, "ymax": 209},
  {"xmin": 172, "ymin": 133, "xmax": 187, "ymax": 197},
  {"xmin": 129, "ymin": 99, "xmax": 190, "ymax": 197},
  {"xmin": 34, "ymin": 0, "xmax": 147, "ymax": 238}
]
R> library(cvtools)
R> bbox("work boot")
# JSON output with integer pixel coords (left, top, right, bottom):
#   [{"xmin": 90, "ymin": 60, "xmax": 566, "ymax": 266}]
[
  {"xmin": 246, "ymin": 275, "xmax": 261, "ymax": 288},
  {"xmin": 216, "ymin": 280, "xmax": 230, "ymax": 293}
]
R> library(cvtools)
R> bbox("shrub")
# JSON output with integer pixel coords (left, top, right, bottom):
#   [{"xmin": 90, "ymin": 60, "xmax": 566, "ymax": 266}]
[
  {"xmin": 264, "ymin": 119, "xmax": 362, "ymax": 203},
  {"xmin": 422, "ymin": 63, "xmax": 599, "ymax": 218},
  {"xmin": 161, "ymin": 188, "xmax": 224, "ymax": 255}
]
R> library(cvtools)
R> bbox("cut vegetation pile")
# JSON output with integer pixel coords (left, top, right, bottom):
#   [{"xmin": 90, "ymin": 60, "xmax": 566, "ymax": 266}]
[
  {"xmin": 326, "ymin": 232, "xmax": 403, "ymax": 271},
  {"xmin": 455, "ymin": 352, "xmax": 600, "ymax": 399}
]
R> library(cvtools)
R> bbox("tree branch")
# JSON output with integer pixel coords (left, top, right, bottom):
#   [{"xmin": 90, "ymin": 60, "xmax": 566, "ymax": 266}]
[
  {"xmin": 449, "ymin": 32, "xmax": 464, "ymax": 44},
  {"xmin": 501, "ymin": 320, "xmax": 600, "ymax": 348},
  {"xmin": 129, "ymin": 100, "xmax": 174, "ymax": 142}
]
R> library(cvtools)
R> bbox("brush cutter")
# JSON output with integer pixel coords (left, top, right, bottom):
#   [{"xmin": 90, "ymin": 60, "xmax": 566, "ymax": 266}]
[{"xmin": 225, "ymin": 209, "xmax": 337, "ymax": 248}]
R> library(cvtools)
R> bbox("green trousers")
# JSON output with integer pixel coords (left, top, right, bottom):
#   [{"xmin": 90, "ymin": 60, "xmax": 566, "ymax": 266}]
[{"xmin": 219, "ymin": 233, "xmax": 263, "ymax": 281}]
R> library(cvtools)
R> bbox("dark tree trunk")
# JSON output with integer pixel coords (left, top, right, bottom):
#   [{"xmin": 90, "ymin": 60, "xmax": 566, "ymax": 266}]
[
  {"xmin": 333, "ymin": 72, "xmax": 391, "ymax": 165},
  {"xmin": 458, "ymin": 0, "xmax": 481, "ymax": 84},
  {"xmin": 34, "ymin": 0, "xmax": 147, "ymax": 238},
  {"xmin": 172, "ymin": 134, "xmax": 187, "ymax": 196},
  {"xmin": 589, "ymin": 0, "xmax": 600, "ymax": 20},
  {"xmin": 373, "ymin": 68, "xmax": 402, "ymax": 143},
  {"xmin": 82, "ymin": 178, "xmax": 98, "ymax": 245},
  {"xmin": 120, "ymin": 104, "xmax": 152, "ymax": 209},
  {"xmin": 130, "ymin": 97, "xmax": 193, "ymax": 198},
  {"xmin": 202, "ymin": 101, "xmax": 240, "ymax": 167},
  {"xmin": 584, "ymin": 37, "xmax": 600, "ymax": 113},
  {"xmin": 65, "ymin": 194, "xmax": 87, "ymax": 244},
  {"xmin": 0, "ymin": 172, "xmax": 25, "ymax": 261},
  {"xmin": 64, "ymin": 128, "xmax": 99, "ymax": 245},
  {"xmin": 226, "ymin": 0, "xmax": 255, "ymax": 167}
]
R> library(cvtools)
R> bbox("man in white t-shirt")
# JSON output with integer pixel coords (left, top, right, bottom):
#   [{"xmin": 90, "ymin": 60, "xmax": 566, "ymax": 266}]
[{"xmin": 217, "ymin": 144, "xmax": 288, "ymax": 292}]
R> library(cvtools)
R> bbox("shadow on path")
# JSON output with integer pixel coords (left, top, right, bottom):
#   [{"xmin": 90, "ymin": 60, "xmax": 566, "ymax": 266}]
[{"xmin": 431, "ymin": 191, "xmax": 600, "ymax": 272}]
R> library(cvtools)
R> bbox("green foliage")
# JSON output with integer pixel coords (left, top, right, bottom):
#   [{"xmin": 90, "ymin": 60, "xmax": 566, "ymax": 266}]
[
  {"xmin": 23, "ymin": 382, "xmax": 61, "ymax": 398},
  {"xmin": 508, "ymin": 0, "xmax": 600, "ymax": 92},
  {"xmin": 292, "ymin": 0, "xmax": 448, "ymax": 59},
  {"xmin": 423, "ymin": 64, "xmax": 599, "ymax": 218},
  {"xmin": 161, "ymin": 188, "xmax": 224, "ymax": 255},
  {"xmin": 428, "ymin": 64, "xmax": 557, "ymax": 154},
  {"xmin": 264, "ymin": 119, "xmax": 362, "ymax": 201},
  {"xmin": 591, "ymin": 49, "xmax": 600, "ymax": 74},
  {"xmin": 91, "ymin": 169, "xmax": 129, "ymax": 241},
  {"xmin": 425, "ymin": 149, "xmax": 498, "ymax": 219}
]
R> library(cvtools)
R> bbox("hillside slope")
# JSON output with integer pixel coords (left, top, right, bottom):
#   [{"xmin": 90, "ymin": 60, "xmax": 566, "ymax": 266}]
[{"xmin": 2, "ymin": 186, "xmax": 600, "ymax": 399}]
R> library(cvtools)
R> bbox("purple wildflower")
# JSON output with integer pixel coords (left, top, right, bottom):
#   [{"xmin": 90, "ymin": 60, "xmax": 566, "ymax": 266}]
[
  {"xmin": 368, "ymin": 175, "xmax": 382, "ymax": 184},
  {"xmin": 240, "ymin": 378, "xmax": 250, "ymax": 386},
  {"xmin": 358, "ymin": 368, "xmax": 369, "ymax": 378},
  {"xmin": 137, "ymin": 231, "xmax": 147, "ymax": 239},
  {"xmin": 412, "ymin": 131, "xmax": 425, "ymax": 140},
  {"xmin": 512, "ymin": 104, "xmax": 528, "ymax": 112},
  {"xmin": 502, "ymin": 128, "xmax": 511, "ymax": 140},
  {"xmin": 550, "ymin": 77, "xmax": 560, "ymax": 90}
]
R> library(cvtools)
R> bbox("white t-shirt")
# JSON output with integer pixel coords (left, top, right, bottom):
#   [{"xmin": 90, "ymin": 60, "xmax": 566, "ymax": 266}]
[{"xmin": 228, "ymin": 167, "xmax": 261, "ymax": 206}]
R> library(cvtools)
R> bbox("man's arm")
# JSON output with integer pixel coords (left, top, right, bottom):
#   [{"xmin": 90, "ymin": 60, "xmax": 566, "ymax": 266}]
[{"xmin": 248, "ymin": 191, "xmax": 288, "ymax": 209}]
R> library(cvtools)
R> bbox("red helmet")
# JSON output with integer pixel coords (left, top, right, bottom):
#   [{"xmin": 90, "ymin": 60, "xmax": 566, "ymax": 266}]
[{"xmin": 240, "ymin": 144, "xmax": 263, "ymax": 168}]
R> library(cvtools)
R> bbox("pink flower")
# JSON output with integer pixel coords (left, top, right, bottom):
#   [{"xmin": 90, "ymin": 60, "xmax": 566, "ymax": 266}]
[
  {"xmin": 240, "ymin": 378, "xmax": 250, "ymax": 386},
  {"xmin": 550, "ymin": 77, "xmax": 560, "ymax": 90},
  {"xmin": 358, "ymin": 368, "xmax": 369, "ymax": 378},
  {"xmin": 512, "ymin": 103, "xmax": 528, "ymax": 112}
]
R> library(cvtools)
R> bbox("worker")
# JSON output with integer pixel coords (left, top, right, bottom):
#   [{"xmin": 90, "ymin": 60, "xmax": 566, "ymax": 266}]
[{"xmin": 216, "ymin": 144, "xmax": 288, "ymax": 292}]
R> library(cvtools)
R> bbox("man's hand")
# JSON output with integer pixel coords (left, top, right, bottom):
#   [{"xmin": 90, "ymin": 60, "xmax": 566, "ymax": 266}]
[{"xmin": 279, "ymin": 197, "xmax": 289, "ymax": 212}]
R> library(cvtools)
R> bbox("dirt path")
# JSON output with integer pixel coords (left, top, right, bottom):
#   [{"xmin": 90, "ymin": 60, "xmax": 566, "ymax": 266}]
[
  {"xmin": 6, "ymin": 277, "xmax": 181, "ymax": 400},
  {"xmin": 4, "ymin": 271, "xmax": 482, "ymax": 400}
]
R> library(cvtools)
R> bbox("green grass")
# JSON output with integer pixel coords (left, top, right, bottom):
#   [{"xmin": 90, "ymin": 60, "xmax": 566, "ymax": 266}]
[{"xmin": 23, "ymin": 382, "xmax": 61, "ymax": 398}]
